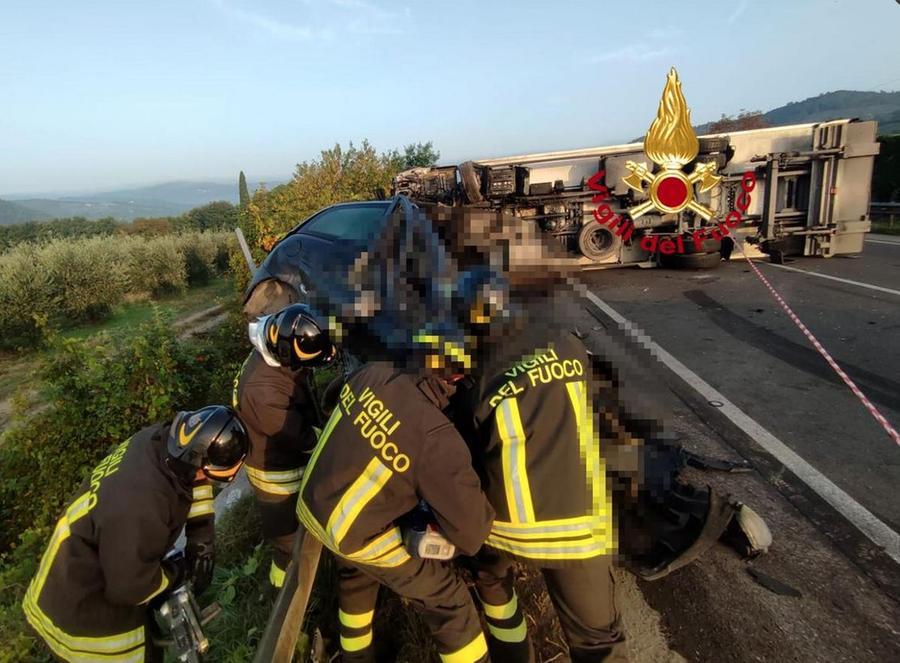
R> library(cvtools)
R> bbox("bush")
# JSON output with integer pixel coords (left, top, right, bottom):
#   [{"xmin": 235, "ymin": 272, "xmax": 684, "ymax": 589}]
[
  {"xmin": 124, "ymin": 234, "xmax": 188, "ymax": 297},
  {"xmin": 41, "ymin": 237, "xmax": 127, "ymax": 322},
  {"xmin": 179, "ymin": 231, "xmax": 235, "ymax": 286},
  {"xmin": 0, "ymin": 246, "xmax": 57, "ymax": 350},
  {"xmin": 0, "ymin": 310, "xmax": 250, "ymax": 660}
]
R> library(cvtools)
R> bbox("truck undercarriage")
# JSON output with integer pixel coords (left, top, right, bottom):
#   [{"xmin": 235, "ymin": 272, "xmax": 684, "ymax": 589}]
[{"xmin": 394, "ymin": 119, "xmax": 879, "ymax": 268}]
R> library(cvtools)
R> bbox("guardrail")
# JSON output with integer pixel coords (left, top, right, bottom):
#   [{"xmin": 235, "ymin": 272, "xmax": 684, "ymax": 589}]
[{"xmin": 871, "ymin": 203, "xmax": 899, "ymax": 229}]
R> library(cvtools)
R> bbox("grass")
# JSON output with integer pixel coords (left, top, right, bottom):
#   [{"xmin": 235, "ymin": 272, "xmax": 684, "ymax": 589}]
[
  {"xmin": 60, "ymin": 276, "xmax": 235, "ymax": 342},
  {"xmin": 871, "ymin": 221, "xmax": 900, "ymax": 236},
  {"xmin": 0, "ymin": 276, "xmax": 238, "ymax": 426}
]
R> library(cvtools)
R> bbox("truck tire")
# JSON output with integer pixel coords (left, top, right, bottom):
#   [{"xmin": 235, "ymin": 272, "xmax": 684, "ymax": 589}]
[
  {"xmin": 578, "ymin": 223, "xmax": 621, "ymax": 263},
  {"xmin": 698, "ymin": 136, "xmax": 729, "ymax": 153},
  {"xmin": 459, "ymin": 161, "xmax": 484, "ymax": 204},
  {"xmin": 682, "ymin": 235, "xmax": 722, "ymax": 254},
  {"xmin": 659, "ymin": 251, "xmax": 722, "ymax": 270}
]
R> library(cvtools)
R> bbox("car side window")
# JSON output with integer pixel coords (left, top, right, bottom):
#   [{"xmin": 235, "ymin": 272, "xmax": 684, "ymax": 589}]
[{"xmin": 300, "ymin": 205, "xmax": 389, "ymax": 243}]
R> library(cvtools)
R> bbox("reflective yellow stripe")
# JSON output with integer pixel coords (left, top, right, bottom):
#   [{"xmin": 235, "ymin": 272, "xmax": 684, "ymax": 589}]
[
  {"xmin": 326, "ymin": 458, "xmax": 392, "ymax": 547},
  {"xmin": 339, "ymin": 608, "xmax": 375, "ymax": 629},
  {"xmin": 299, "ymin": 408, "xmax": 343, "ymax": 495},
  {"xmin": 488, "ymin": 619, "xmax": 527, "ymax": 643},
  {"xmin": 192, "ymin": 484, "xmax": 213, "ymax": 501},
  {"xmin": 233, "ymin": 352, "xmax": 253, "ymax": 408},
  {"xmin": 491, "ymin": 517, "xmax": 595, "ymax": 540},
  {"xmin": 341, "ymin": 631, "xmax": 373, "ymax": 652},
  {"xmin": 440, "ymin": 631, "xmax": 488, "ymax": 663},
  {"xmin": 188, "ymin": 499, "xmax": 214, "ymax": 519},
  {"xmin": 480, "ymin": 593, "xmax": 518, "ymax": 620},
  {"xmin": 139, "ymin": 570, "xmax": 170, "ymax": 605},
  {"xmin": 246, "ymin": 466, "xmax": 303, "ymax": 495},
  {"xmin": 485, "ymin": 533, "xmax": 611, "ymax": 560},
  {"xmin": 565, "ymin": 380, "xmax": 613, "ymax": 537},
  {"xmin": 497, "ymin": 398, "xmax": 535, "ymax": 523},
  {"xmin": 362, "ymin": 544, "xmax": 410, "ymax": 568},
  {"xmin": 24, "ymin": 592, "xmax": 145, "ymax": 657},
  {"xmin": 269, "ymin": 561, "xmax": 286, "ymax": 588}
]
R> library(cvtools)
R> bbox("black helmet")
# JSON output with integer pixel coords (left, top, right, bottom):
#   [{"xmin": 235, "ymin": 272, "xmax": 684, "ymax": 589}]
[
  {"xmin": 258, "ymin": 304, "xmax": 336, "ymax": 370},
  {"xmin": 167, "ymin": 406, "xmax": 248, "ymax": 482}
]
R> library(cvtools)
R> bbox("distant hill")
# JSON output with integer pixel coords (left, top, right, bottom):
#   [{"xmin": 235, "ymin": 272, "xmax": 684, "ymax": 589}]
[
  {"xmin": 1, "ymin": 178, "xmax": 284, "ymax": 222},
  {"xmin": 0, "ymin": 199, "xmax": 50, "ymax": 226},
  {"xmin": 695, "ymin": 90, "xmax": 900, "ymax": 135}
]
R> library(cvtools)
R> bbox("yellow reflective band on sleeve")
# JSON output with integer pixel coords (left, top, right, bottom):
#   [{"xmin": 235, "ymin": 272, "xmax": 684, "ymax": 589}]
[
  {"xmin": 490, "ymin": 516, "xmax": 596, "ymax": 540},
  {"xmin": 340, "ymin": 630, "xmax": 373, "ymax": 652},
  {"xmin": 496, "ymin": 398, "xmax": 535, "ymax": 523},
  {"xmin": 139, "ymin": 570, "xmax": 170, "ymax": 605},
  {"xmin": 440, "ymin": 631, "xmax": 488, "ymax": 663},
  {"xmin": 339, "ymin": 608, "xmax": 375, "ymax": 629},
  {"xmin": 566, "ymin": 380, "xmax": 612, "ymax": 533},
  {"xmin": 488, "ymin": 619, "xmax": 528, "ymax": 643},
  {"xmin": 480, "ymin": 592, "xmax": 518, "ymax": 621},
  {"xmin": 326, "ymin": 457, "xmax": 392, "ymax": 547},
  {"xmin": 269, "ymin": 560, "xmax": 286, "ymax": 588},
  {"xmin": 246, "ymin": 466, "xmax": 303, "ymax": 495},
  {"xmin": 192, "ymin": 484, "xmax": 213, "ymax": 501},
  {"xmin": 188, "ymin": 500, "xmax": 215, "ymax": 519}
]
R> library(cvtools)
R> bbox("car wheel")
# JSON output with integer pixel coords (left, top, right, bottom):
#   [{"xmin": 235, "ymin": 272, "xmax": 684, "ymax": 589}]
[
  {"xmin": 659, "ymin": 251, "xmax": 722, "ymax": 269},
  {"xmin": 459, "ymin": 161, "xmax": 484, "ymax": 204},
  {"xmin": 578, "ymin": 223, "xmax": 622, "ymax": 263}
]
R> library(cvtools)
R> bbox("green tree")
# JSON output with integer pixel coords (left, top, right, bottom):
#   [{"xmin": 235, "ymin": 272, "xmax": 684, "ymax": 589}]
[
  {"xmin": 390, "ymin": 141, "xmax": 441, "ymax": 169},
  {"xmin": 246, "ymin": 140, "xmax": 400, "ymax": 250},
  {"xmin": 180, "ymin": 201, "xmax": 239, "ymax": 231},
  {"xmin": 239, "ymin": 171, "xmax": 250, "ymax": 209}
]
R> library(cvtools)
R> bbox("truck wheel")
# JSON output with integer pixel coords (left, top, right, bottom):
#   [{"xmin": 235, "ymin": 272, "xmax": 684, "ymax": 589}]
[
  {"xmin": 699, "ymin": 136, "xmax": 729, "ymax": 153},
  {"xmin": 578, "ymin": 223, "xmax": 621, "ymax": 263},
  {"xmin": 459, "ymin": 161, "xmax": 484, "ymax": 204},
  {"xmin": 682, "ymin": 235, "xmax": 722, "ymax": 254},
  {"xmin": 659, "ymin": 251, "xmax": 722, "ymax": 269}
]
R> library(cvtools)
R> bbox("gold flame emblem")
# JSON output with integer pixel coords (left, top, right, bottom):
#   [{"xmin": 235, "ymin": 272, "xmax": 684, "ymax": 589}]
[{"xmin": 623, "ymin": 68, "xmax": 720, "ymax": 220}]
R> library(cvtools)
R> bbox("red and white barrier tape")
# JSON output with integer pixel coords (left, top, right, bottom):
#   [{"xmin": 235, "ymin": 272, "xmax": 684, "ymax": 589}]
[{"xmin": 734, "ymin": 240, "xmax": 900, "ymax": 447}]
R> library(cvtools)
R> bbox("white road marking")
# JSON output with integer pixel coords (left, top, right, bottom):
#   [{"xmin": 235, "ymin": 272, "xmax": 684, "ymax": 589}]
[
  {"xmin": 576, "ymin": 284, "xmax": 900, "ymax": 564},
  {"xmin": 760, "ymin": 262, "xmax": 900, "ymax": 297},
  {"xmin": 866, "ymin": 239, "xmax": 900, "ymax": 246}
]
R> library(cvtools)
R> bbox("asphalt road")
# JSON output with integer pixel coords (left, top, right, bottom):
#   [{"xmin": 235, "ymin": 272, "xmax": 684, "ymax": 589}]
[{"xmin": 566, "ymin": 234, "xmax": 900, "ymax": 662}]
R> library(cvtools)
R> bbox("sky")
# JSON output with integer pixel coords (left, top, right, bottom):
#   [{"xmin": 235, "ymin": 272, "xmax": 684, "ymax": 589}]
[{"xmin": 1, "ymin": 0, "xmax": 899, "ymax": 196}]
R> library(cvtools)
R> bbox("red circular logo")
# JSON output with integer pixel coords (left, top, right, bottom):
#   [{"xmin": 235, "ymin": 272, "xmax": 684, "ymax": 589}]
[{"xmin": 656, "ymin": 175, "xmax": 688, "ymax": 208}]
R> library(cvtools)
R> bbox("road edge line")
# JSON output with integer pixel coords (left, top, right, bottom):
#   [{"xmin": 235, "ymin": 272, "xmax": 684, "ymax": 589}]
[
  {"xmin": 577, "ymin": 285, "xmax": 900, "ymax": 564},
  {"xmin": 761, "ymin": 262, "xmax": 900, "ymax": 297}
]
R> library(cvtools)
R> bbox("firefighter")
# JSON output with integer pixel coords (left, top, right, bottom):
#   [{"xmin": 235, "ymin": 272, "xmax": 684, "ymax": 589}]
[
  {"xmin": 295, "ymin": 333, "xmax": 495, "ymax": 663},
  {"xmin": 237, "ymin": 303, "xmax": 336, "ymax": 587},
  {"xmin": 456, "ymin": 316, "xmax": 628, "ymax": 663},
  {"xmin": 22, "ymin": 405, "xmax": 249, "ymax": 663}
]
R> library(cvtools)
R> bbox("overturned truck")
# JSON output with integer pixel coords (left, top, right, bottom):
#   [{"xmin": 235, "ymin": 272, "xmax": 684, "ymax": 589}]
[{"xmin": 395, "ymin": 119, "xmax": 879, "ymax": 268}]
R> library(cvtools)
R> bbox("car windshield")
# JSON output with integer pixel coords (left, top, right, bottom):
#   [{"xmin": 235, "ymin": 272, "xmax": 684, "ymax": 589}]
[{"xmin": 299, "ymin": 203, "xmax": 391, "ymax": 243}]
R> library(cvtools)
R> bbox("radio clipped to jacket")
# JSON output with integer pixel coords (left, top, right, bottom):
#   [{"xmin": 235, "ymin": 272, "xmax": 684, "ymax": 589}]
[{"xmin": 401, "ymin": 501, "xmax": 456, "ymax": 560}]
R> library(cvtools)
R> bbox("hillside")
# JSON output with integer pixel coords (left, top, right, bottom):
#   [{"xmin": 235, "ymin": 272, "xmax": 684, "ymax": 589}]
[
  {"xmin": 0, "ymin": 199, "xmax": 50, "ymax": 226},
  {"xmin": 695, "ymin": 90, "xmax": 900, "ymax": 135},
  {"xmin": 3, "ymin": 178, "xmax": 283, "ymax": 222}
]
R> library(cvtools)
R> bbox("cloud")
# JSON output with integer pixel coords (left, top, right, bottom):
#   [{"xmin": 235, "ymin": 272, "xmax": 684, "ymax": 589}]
[
  {"xmin": 590, "ymin": 27, "xmax": 682, "ymax": 63},
  {"xmin": 209, "ymin": 0, "xmax": 408, "ymax": 40},
  {"xmin": 726, "ymin": 0, "xmax": 749, "ymax": 25},
  {"xmin": 591, "ymin": 45, "xmax": 671, "ymax": 64}
]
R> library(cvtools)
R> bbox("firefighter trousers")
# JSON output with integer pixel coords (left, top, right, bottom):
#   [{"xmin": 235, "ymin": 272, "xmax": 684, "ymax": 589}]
[
  {"xmin": 248, "ymin": 482, "xmax": 300, "ymax": 587},
  {"xmin": 335, "ymin": 557, "xmax": 488, "ymax": 663},
  {"xmin": 472, "ymin": 549, "xmax": 628, "ymax": 663}
]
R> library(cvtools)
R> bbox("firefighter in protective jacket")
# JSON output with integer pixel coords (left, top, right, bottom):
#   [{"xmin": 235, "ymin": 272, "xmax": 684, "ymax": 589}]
[
  {"xmin": 458, "ymin": 316, "xmax": 627, "ymax": 662},
  {"xmin": 296, "ymin": 344, "xmax": 495, "ymax": 663},
  {"xmin": 22, "ymin": 406, "xmax": 248, "ymax": 663},
  {"xmin": 237, "ymin": 303, "xmax": 335, "ymax": 587}
]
